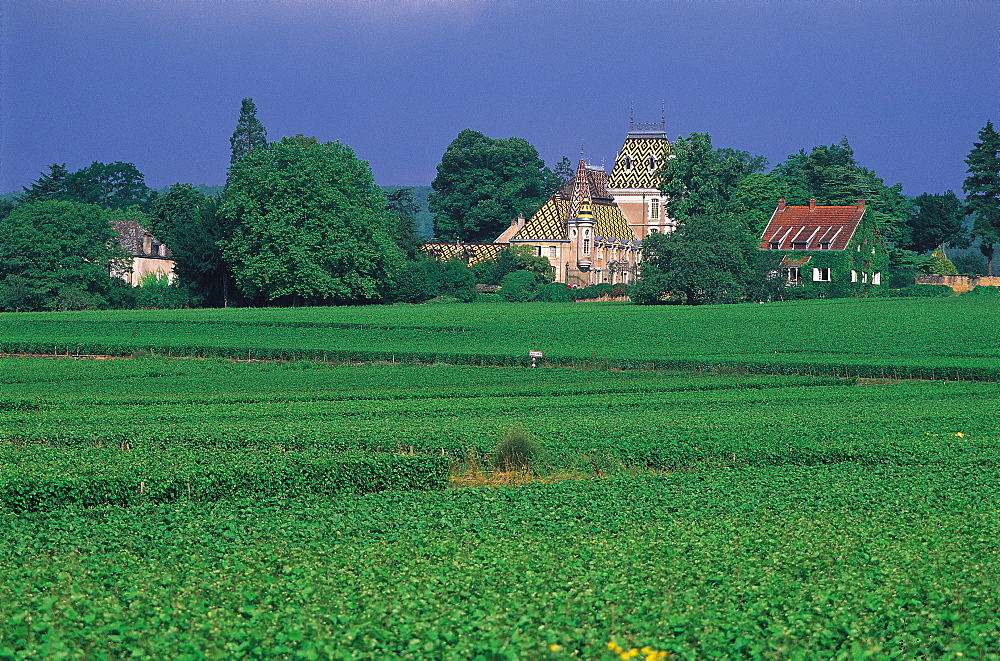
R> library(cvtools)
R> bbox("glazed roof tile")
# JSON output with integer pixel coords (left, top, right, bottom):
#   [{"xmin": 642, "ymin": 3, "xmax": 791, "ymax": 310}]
[
  {"xmin": 418, "ymin": 242, "xmax": 506, "ymax": 266},
  {"xmin": 607, "ymin": 133, "xmax": 671, "ymax": 190}
]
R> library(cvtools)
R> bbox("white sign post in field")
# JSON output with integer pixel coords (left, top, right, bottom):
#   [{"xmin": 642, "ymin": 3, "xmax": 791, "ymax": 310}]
[{"xmin": 529, "ymin": 350, "xmax": 543, "ymax": 368}]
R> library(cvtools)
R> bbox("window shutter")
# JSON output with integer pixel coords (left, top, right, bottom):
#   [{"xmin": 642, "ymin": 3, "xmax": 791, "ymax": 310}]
[{"xmin": 812, "ymin": 268, "xmax": 821, "ymax": 281}]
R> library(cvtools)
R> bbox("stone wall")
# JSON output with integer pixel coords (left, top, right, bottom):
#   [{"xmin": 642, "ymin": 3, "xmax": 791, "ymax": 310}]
[{"xmin": 915, "ymin": 274, "xmax": 1000, "ymax": 292}]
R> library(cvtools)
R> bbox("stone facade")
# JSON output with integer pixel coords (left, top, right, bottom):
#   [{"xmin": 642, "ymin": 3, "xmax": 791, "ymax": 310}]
[{"xmin": 111, "ymin": 219, "xmax": 176, "ymax": 286}]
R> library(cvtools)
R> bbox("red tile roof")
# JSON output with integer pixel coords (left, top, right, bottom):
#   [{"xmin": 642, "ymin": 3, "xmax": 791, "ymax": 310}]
[{"xmin": 759, "ymin": 198, "xmax": 866, "ymax": 251}]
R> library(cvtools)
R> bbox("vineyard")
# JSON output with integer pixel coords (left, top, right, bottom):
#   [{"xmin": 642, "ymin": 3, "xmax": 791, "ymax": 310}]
[{"xmin": 2, "ymin": 298, "xmax": 1000, "ymax": 658}]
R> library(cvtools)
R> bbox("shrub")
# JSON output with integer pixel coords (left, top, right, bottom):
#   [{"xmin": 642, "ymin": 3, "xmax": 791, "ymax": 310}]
[
  {"xmin": 964, "ymin": 285, "xmax": 1000, "ymax": 296},
  {"xmin": 475, "ymin": 293, "xmax": 505, "ymax": 304},
  {"xmin": 536, "ymin": 282, "xmax": 572, "ymax": 302},
  {"xmin": 493, "ymin": 425, "xmax": 541, "ymax": 472},
  {"xmin": 499, "ymin": 270, "xmax": 538, "ymax": 302},
  {"xmin": 887, "ymin": 285, "xmax": 954, "ymax": 298}
]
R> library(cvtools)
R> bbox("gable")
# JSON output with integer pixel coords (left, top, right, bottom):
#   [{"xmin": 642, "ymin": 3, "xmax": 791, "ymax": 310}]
[
  {"xmin": 760, "ymin": 200, "xmax": 866, "ymax": 251},
  {"xmin": 607, "ymin": 125, "xmax": 671, "ymax": 191}
]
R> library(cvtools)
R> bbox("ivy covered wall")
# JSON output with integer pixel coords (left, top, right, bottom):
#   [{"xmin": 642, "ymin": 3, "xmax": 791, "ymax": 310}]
[{"xmin": 777, "ymin": 216, "xmax": 889, "ymax": 298}]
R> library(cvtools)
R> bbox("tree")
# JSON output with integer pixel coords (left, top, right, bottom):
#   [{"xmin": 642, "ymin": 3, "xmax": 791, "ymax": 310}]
[
  {"xmin": 0, "ymin": 200, "xmax": 130, "ymax": 311},
  {"xmin": 229, "ymin": 98, "xmax": 268, "ymax": 168},
  {"xmin": 384, "ymin": 187, "xmax": 424, "ymax": 259},
  {"xmin": 771, "ymin": 138, "xmax": 911, "ymax": 246},
  {"xmin": 499, "ymin": 270, "xmax": 539, "ymax": 302},
  {"xmin": 429, "ymin": 129, "xmax": 560, "ymax": 242},
  {"xmin": 929, "ymin": 247, "xmax": 958, "ymax": 275},
  {"xmin": 21, "ymin": 162, "xmax": 154, "ymax": 210},
  {"xmin": 473, "ymin": 245, "xmax": 553, "ymax": 285},
  {"xmin": 631, "ymin": 217, "xmax": 758, "ymax": 305},
  {"xmin": 633, "ymin": 133, "xmax": 767, "ymax": 305},
  {"xmin": 219, "ymin": 136, "xmax": 404, "ymax": 305},
  {"xmin": 660, "ymin": 133, "xmax": 768, "ymax": 222},
  {"xmin": 553, "ymin": 157, "xmax": 574, "ymax": 186},
  {"xmin": 963, "ymin": 120, "xmax": 1000, "ymax": 275},
  {"xmin": 901, "ymin": 191, "xmax": 968, "ymax": 254},
  {"xmin": 151, "ymin": 184, "xmax": 232, "ymax": 306}
]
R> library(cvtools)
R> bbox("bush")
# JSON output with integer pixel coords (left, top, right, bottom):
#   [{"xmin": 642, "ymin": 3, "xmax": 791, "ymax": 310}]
[
  {"xmin": 499, "ymin": 270, "xmax": 538, "ymax": 302},
  {"xmin": 135, "ymin": 273, "xmax": 191, "ymax": 309},
  {"xmin": 964, "ymin": 285, "xmax": 1000, "ymax": 296},
  {"xmin": 887, "ymin": 285, "xmax": 954, "ymax": 298},
  {"xmin": 536, "ymin": 282, "xmax": 572, "ymax": 302},
  {"xmin": 493, "ymin": 425, "xmax": 542, "ymax": 472},
  {"xmin": 475, "ymin": 293, "xmax": 506, "ymax": 304}
]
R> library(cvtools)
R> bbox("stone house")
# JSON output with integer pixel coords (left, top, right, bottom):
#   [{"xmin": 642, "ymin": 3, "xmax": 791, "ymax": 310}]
[{"xmin": 111, "ymin": 219, "xmax": 176, "ymax": 286}]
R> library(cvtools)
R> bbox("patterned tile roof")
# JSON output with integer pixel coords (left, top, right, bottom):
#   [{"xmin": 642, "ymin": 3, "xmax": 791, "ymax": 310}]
[
  {"xmin": 592, "ymin": 202, "xmax": 635, "ymax": 244},
  {"xmin": 512, "ymin": 197, "xmax": 570, "ymax": 241},
  {"xmin": 760, "ymin": 199, "xmax": 866, "ymax": 251},
  {"xmin": 607, "ymin": 130, "xmax": 671, "ymax": 191},
  {"xmin": 418, "ymin": 242, "xmax": 507, "ymax": 266},
  {"xmin": 509, "ymin": 160, "xmax": 636, "ymax": 244}
]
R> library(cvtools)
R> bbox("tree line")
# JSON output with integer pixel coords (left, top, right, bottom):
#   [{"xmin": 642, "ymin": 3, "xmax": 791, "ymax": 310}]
[
  {"xmin": 631, "ymin": 123, "xmax": 1000, "ymax": 304},
  {"xmin": 1, "ymin": 99, "xmax": 997, "ymax": 310}
]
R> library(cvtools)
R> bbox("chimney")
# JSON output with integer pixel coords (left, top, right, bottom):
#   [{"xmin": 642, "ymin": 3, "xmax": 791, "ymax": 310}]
[
  {"xmin": 777, "ymin": 197, "xmax": 786, "ymax": 212},
  {"xmin": 857, "ymin": 198, "xmax": 866, "ymax": 211},
  {"xmin": 809, "ymin": 198, "xmax": 817, "ymax": 211}
]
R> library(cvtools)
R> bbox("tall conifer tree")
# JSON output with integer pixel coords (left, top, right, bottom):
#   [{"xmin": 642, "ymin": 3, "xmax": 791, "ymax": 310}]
[
  {"xmin": 963, "ymin": 120, "xmax": 1000, "ymax": 275},
  {"xmin": 229, "ymin": 98, "xmax": 268, "ymax": 168}
]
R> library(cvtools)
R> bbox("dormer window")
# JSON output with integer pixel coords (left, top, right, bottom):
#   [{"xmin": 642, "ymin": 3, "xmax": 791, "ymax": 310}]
[
  {"xmin": 769, "ymin": 241, "xmax": 780, "ymax": 250},
  {"xmin": 791, "ymin": 241, "xmax": 808, "ymax": 250},
  {"xmin": 647, "ymin": 155, "xmax": 657, "ymax": 172},
  {"xmin": 819, "ymin": 242, "xmax": 831, "ymax": 250},
  {"xmin": 622, "ymin": 155, "xmax": 633, "ymax": 172}
]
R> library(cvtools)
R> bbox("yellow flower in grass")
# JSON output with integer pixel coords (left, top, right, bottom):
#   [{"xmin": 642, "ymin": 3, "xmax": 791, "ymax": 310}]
[{"xmin": 548, "ymin": 643, "xmax": 562, "ymax": 652}]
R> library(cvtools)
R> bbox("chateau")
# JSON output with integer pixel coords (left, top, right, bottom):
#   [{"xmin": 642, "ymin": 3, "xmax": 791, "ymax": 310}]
[{"xmin": 423, "ymin": 121, "xmax": 673, "ymax": 286}]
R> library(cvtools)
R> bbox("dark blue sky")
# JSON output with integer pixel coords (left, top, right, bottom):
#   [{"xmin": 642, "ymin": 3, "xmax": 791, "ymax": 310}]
[{"xmin": 2, "ymin": 0, "xmax": 997, "ymax": 197}]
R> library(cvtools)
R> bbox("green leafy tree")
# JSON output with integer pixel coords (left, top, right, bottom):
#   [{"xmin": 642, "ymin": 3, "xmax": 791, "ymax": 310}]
[
  {"xmin": 631, "ymin": 218, "xmax": 758, "ymax": 305},
  {"xmin": 771, "ymin": 138, "xmax": 911, "ymax": 246},
  {"xmin": 0, "ymin": 200, "xmax": 130, "ymax": 311},
  {"xmin": 21, "ymin": 162, "xmax": 154, "ymax": 210},
  {"xmin": 661, "ymin": 133, "xmax": 768, "ymax": 222},
  {"xmin": 635, "ymin": 133, "xmax": 767, "ymax": 304},
  {"xmin": 151, "ymin": 184, "xmax": 231, "ymax": 306},
  {"xmin": 963, "ymin": 120, "xmax": 1000, "ymax": 275},
  {"xmin": 473, "ymin": 245, "xmax": 553, "ymax": 285},
  {"xmin": 902, "ymin": 191, "xmax": 968, "ymax": 254},
  {"xmin": 229, "ymin": 98, "xmax": 268, "ymax": 168},
  {"xmin": 384, "ymin": 187, "xmax": 424, "ymax": 259},
  {"xmin": 219, "ymin": 136, "xmax": 404, "ymax": 305},
  {"xmin": 929, "ymin": 247, "xmax": 959, "ymax": 275},
  {"xmin": 430, "ymin": 129, "xmax": 560, "ymax": 241},
  {"xmin": 499, "ymin": 270, "xmax": 539, "ymax": 302}
]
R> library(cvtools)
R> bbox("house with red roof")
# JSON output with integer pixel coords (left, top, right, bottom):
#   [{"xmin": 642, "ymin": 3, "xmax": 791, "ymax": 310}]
[{"xmin": 759, "ymin": 198, "xmax": 888, "ymax": 297}]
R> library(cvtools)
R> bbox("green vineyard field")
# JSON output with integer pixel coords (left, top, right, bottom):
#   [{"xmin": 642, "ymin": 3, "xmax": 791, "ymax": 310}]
[
  {"xmin": 1, "ymin": 296, "xmax": 999, "ymax": 658},
  {"xmin": 1, "ymin": 295, "xmax": 999, "ymax": 378}
]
